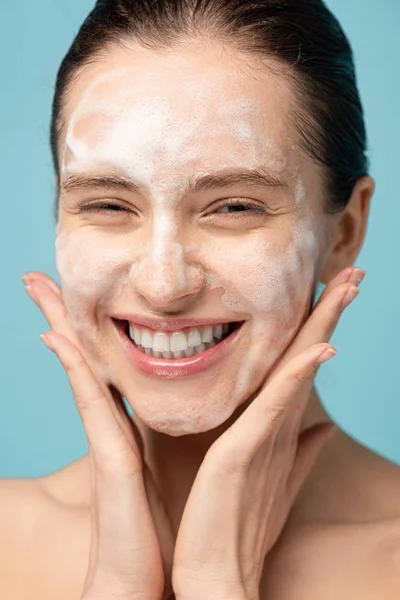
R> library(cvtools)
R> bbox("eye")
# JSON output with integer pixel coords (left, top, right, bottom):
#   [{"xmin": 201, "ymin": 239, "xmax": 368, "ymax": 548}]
[
  {"xmin": 213, "ymin": 201, "xmax": 267, "ymax": 215},
  {"xmin": 82, "ymin": 201, "xmax": 130, "ymax": 212}
]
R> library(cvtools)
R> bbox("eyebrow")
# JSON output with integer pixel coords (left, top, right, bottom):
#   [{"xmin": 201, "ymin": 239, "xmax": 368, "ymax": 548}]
[{"xmin": 60, "ymin": 167, "xmax": 289, "ymax": 195}]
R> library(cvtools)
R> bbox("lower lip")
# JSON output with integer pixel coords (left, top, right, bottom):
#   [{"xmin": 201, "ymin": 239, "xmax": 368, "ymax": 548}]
[{"xmin": 115, "ymin": 321, "xmax": 244, "ymax": 379}]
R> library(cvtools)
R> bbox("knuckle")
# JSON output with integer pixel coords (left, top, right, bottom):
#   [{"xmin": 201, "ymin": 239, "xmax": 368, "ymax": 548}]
[
  {"xmin": 289, "ymin": 364, "xmax": 314, "ymax": 386},
  {"xmin": 73, "ymin": 390, "xmax": 102, "ymax": 413},
  {"xmin": 265, "ymin": 401, "xmax": 287, "ymax": 425},
  {"xmin": 65, "ymin": 353, "xmax": 87, "ymax": 374}
]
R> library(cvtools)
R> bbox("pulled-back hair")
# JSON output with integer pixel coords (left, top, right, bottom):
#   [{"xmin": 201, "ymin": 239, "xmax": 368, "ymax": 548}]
[{"xmin": 50, "ymin": 0, "xmax": 370, "ymax": 213}]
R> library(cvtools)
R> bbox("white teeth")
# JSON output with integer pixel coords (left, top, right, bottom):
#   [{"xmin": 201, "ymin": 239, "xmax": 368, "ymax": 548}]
[
  {"xmin": 213, "ymin": 324, "xmax": 223, "ymax": 339},
  {"xmin": 141, "ymin": 330, "xmax": 153, "ymax": 349},
  {"xmin": 128, "ymin": 321, "xmax": 237, "ymax": 359},
  {"xmin": 187, "ymin": 328, "xmax": 202, "ymax": 347},
  {"xmin": 153, "ymin": 332, "xmax": 170, "ymax": 353},
  {"xmin": 201, "ymin": 325, "xmax": 214, "ymax": 343},
  {"xmin": 129, "ymin": 325, "xmax": 142, "ymax": 346},
  {"xmin": 170, "ymin": 332, "xmax": 188, "ymax": 352}
]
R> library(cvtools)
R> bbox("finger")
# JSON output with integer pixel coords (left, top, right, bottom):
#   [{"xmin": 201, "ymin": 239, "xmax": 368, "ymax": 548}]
[
  {"xmin": 278, "ymin": 281, "xmax": 359, "ymax": 375},
  {"xmin": 271, "ymin": 272, "xmax": 363, "ymax": 435},
  {"xmin": 275, "ymin": 266, "xmax": 365, "ymax": 377},
  {"xmin": 26, "ymin": 279, "xmax": 80, "ymax": 346},
  {"xmin": 40, "ymin": 330, "xmax": 139, "ymax": 471},
  {"xmin": 29, "ymin": 280, "xmax": 136, "ymax": 451},
  {"xmin": 22, "ymin": 271, "xmax": 62, "ymax": 297},
  {"xmin": 313, "ymin": 266, "xmax": 366, "ymax": 310},
  {"xmin": 39, "ymin": 331, "xmax": 162, "ymax": 592},
  {"xmin": 26, "ymin": 278, "xmax": 147, "ymax": 501},
  {"xmin": 214, "ymin": 343, "xmax": 337, "ymax": 467},
  {"xmin": 110, "ymin": 386, "xmax": 146, "ymax": 463},
  {"xmin": 286, "ymin": 422, "xmax": 337, "ymax": 505}
]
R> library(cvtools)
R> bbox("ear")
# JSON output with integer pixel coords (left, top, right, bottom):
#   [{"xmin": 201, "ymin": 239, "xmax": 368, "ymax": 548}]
[{"xmin": 319, "ymin": 175, "xmax": 375, "ymax": 284}]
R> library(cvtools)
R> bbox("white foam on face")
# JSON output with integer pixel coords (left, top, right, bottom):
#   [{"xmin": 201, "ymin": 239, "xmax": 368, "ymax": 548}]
[
  {"xmin": 216, "ymin": 176, "xmax": 319, "ymax": 404},
  {"xmin": 56, "ymin": 47, "xmax": 323, "ymax": 435}
]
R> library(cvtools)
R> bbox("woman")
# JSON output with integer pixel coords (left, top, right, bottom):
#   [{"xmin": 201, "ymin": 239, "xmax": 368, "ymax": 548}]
[{"xmin": 2, "ymin": 0, "xmax": 400, "ymax": 598}]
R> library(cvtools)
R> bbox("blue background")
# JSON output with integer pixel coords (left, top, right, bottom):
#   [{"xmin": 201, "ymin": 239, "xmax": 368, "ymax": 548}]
[{"xmin": 1, "ymin": 1, "xmax": 399, "ymax": 477}]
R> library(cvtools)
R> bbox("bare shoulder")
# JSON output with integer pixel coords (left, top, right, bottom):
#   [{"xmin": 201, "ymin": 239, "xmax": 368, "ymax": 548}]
[
  {"xmin": 261, "ymin": 437, "xmax": 400, "ymax": 600},
  {"xmin": 0, "ymin": 460, "xmax": 90, "ymax": 600},
  {"xmin": 0, "ymin": 476, "xmax": 46, "ymax": 551},
  {"xmin": 262, "ymin": 517, "xmax": 400, "ymax": 600}
]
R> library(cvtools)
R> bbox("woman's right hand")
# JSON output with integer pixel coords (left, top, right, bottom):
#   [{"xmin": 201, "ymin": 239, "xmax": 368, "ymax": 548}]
[{"xmin": 22, "ymin": 272, "xmax": 174, "ymax": 600}]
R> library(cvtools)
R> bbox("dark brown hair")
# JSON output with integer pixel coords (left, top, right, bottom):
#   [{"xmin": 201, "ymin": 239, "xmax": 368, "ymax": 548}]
[{"xmin": 50, "ymin": 0, "xmax": 370, "ymax": 214}]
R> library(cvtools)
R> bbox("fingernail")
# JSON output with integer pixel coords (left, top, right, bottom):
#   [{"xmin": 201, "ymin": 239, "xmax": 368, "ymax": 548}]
[
  {"xmin": 348, "ymin": 268, "xmax": 366, "ymax": 287},
  {"xmin": 317, "ymin": 346, "xmax": 337, "ymax": 366},
  {"xmin": 25, "ymin": 284, "xmax": 39, "ymax": 304},
  {"xmin": 21, "ymin": 274, "xmax": 31, "ymax": 285},
  {"xmin": 341, "ymin": 285, "xmax": 360, "ymax": 311},
  {"xmin": 40, "ymin": 333, "xmax": 54, "ymax": 352}
]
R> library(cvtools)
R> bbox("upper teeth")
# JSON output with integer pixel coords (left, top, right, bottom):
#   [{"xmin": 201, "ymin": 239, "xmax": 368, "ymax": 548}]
[{"xmin": 129, "ymin": 323, "xmax": 229, "ymax": 353}]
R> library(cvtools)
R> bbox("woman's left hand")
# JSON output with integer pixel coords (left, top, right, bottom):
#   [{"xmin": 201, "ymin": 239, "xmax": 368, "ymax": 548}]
[{"xmin": 172, "ymin": 267, "xmax": 365, "ymax": 600}]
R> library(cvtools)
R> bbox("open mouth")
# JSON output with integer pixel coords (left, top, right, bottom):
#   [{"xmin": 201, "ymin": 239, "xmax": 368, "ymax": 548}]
[{"xmin": 114, "ymin": 319, "xmax": 244, "ymax": 361}]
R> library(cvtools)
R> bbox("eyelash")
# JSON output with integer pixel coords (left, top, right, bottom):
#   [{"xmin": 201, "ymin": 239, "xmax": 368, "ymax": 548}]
[
  {"xmin": 81, "ymin": 200, "xmax": 267, "ymax": 216},
  {"xmin": 83, "ymin": 201, "xmax": 128, "ymax": 212}
]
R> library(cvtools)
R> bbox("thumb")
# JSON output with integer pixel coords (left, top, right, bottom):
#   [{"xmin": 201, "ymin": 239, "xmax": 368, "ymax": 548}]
[{"xmin": 286, "ymin": 422, "xmax": 337, "ymax": 505}]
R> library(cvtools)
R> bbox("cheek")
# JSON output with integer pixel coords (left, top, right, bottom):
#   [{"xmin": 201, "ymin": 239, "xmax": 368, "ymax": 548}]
[
  {"xmin": 55, "ymin": 231, "xmax": 133, "ymax": 330},
  {"xmin": 221, "ymin": 229, "xmax": 318, "ymax": 401},
  {"xmin": 206, "ymin": 224, "xmax": 318, "ymax": 323}
]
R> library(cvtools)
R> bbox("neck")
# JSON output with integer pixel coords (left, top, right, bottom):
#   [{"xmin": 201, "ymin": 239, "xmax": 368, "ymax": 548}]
[{"xmin": 133, "ymin": 385, "xmax": 331, "ymax": 534}]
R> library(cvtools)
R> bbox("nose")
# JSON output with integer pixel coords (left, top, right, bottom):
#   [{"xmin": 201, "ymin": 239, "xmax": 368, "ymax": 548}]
[{"xmin": 130, "ymin": 224, "xmax": 204, "ymax": 311}]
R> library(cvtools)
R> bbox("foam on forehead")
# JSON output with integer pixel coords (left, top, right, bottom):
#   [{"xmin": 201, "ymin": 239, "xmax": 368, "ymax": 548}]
[
  {"xmin": 59, "ymin": 61, "xmax": 320, "ymax": 314},
  {"xmin": 62, "ymin": 66, "xmax": 296, "ymax": 201}
]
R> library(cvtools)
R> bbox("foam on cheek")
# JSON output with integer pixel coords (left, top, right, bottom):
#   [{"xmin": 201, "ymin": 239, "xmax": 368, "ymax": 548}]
[
  {"xmin": 242, "ymin": 205, "xmax": 318, "ymax": 398},
  {"xmin": 204, "ymin": 174, "xmax": 319, "ymax": 402},
  {"xmin": 55, "ymin": 230, "xmax": 136, "ymax": 333}
]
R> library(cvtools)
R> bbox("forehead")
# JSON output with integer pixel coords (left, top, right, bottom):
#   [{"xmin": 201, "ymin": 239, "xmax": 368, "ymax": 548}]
[{"xmin": 60, "ymin": 41, "xmax": 301, "ymax": 179}]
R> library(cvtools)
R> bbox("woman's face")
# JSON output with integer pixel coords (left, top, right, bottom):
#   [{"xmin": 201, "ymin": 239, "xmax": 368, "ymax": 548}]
[{"xmin": 56, "ymin": 40, "xmax": 329, "ymax": 436}]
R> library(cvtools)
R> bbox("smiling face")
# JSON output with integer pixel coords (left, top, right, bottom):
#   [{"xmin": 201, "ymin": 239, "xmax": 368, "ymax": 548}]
[{"xmin": 55, "ymin": 39, "xmax": 329, "ymax": 436}]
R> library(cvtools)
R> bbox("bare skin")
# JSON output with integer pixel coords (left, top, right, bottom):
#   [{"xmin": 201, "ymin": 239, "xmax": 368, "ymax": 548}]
[
  {"xmin": 2, "ymin": 394, "xmax": 400, "ymax": 600},
  {"xmin": 2, "ymin": 39, "xmax": 399, "ymax": 600}
]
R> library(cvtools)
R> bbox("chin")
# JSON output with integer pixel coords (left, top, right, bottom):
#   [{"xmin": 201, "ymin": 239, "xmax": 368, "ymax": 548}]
[
  {"xmin": 116, "ymin": 376, "xmax": 248, "ymax": 436},
  {"xmin": 127, "ymin": 394, "xmax": 240, "ymax": 437}
]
